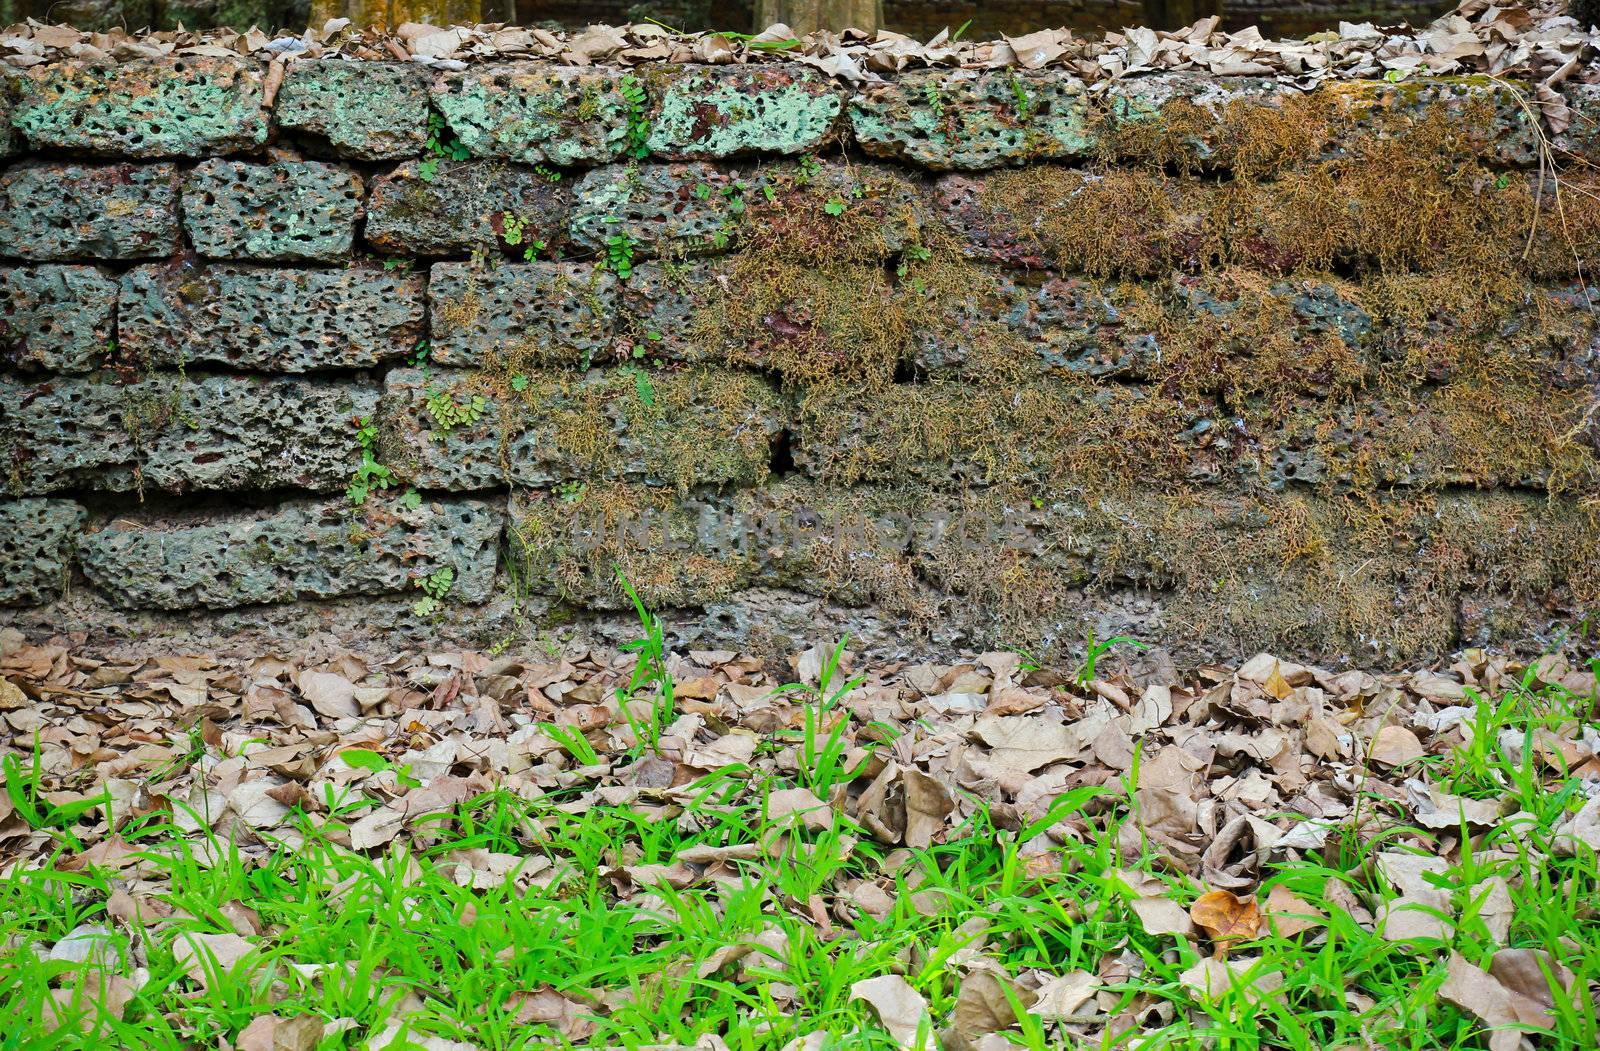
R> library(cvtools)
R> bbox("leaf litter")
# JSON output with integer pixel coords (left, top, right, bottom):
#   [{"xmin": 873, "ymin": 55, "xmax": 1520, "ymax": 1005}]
[{"xmin": 1, "ymin": 621, "xmax": 1598, "ymax": 1048}]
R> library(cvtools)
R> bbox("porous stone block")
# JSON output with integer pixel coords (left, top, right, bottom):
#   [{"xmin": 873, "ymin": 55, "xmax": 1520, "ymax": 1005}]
[
  {"xmin": 76, "ymin": 493, "xmax": 502, "ymax": 610},
  {"xmin": 431, "ymin": 65, "xmax": 631, "ymax": 166},
  {"xmin": 850, "ymin": 71, "xmax": 1096, "ymax": 170},
  {"xmin": 1, "ymin": 373, "xmax": 377, "ymax": 494},
  {"xmin": 0, "ymin": 266, "xmax": 118, "ymax": 373},
  {"xmin": 366, "ymin": 160, "xmax": 572, "ymax": 257},
  {"xmin": 118, "ymin": 264, "xmax": 425, "ymax": 371},
  {"xmin": 11, "ymin": 58, "xmax": 268, "ymax": 158},
  {"xmin": 183, "ymin": 160, "xmax": 363, "ymax": 262},
  {"xmin": 428, "ymin": 261, "xmax": 616, "ymax": 367},
  {"xmin": 644, "ymin": 65, "xmax": 842, "ymax": 159},
  {"xmin": 275, "ymin": 60, "xmax": 429, "ymax": 160},
  {"xmin": 378, "ymin": 367, "xmax": 783, "ymax": 491},
  {"xmin": 0, "ymin": 499, "xmax": 85, "ymax": 605},
  {"xmin": 0, "ymin": 163, "xmax": 181, "ymax": 261},
  {"xmin": 571, "ymin": 159, "xmax": 923, "ymax": 259}
]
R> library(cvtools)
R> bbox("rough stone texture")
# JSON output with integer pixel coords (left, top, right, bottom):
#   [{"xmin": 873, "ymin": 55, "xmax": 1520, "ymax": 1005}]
[
  {"xmin": 275, "ymin": 60, "xmax": 429, "ymax": 160},
  {"xmin": 1557, "ymin": 82, "xmax": 1600, "ymax": 164},
  {"xmin": 379, "ymin": 367, "xmax": 784, "ymax": 491},
  {"xmin": 365, "ymin": 159, "xmax": 571, "ymax": 257},
  {"xmin": 571, "ymin": 159, "xmax": 924, "ymax": 259},
  {"xmin": 1, "ymin": 374, "xmax": 376, "ymax": 494},
  {"xmin": 183, "ymin": 160, "xmax": 363, "ymax": 262},
  {"xmin": 77, "ymin": 494, "xmax": 502, "ymax": 610},
  {"xmin": 0, "ymin": 266, "xmax": 118, "ymax": 373},
  {"xmin": 118, "ymin": 263, "xmax": 426, "ymax": 371},
  {"xmin": 428, "ymin": 261, "xmax": 616, "ymax": 367},
  {"xmin": 431, "ymin": 65, "xmax": 630, "ymax": 166},
  {"xmin": 850, "ymin": 71, "xmax": 1096, "ymax": 170},
  {"xmin": 0, "ymin": 163, "xmax": 181, "ymax": 261},
  {"xmin": 643, "ymin": 65, "xmax": 842, "ymax": 159},
  {"xmin": 11, "ymin": 58, "xmax": 267, "ymax": 159},
  {"xmin": 0, "ymin": 499, "xmax": 84, "ymax": 605}
]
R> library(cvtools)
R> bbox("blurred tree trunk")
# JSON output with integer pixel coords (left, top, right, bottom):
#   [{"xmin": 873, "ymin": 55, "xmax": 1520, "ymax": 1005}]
[
  {"xmin": 754, "ymin": 0, "xmax": 880, "ymax": 34},
  {"xmin": 309, "ymin": 0, "xmax": 480, "ymax": 27},
  {"xmin": 1142, "ymin": 0, "xmax": 1223, "ymax": 31}
]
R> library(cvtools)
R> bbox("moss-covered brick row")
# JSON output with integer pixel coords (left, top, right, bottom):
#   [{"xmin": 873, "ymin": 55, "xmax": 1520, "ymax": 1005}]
[
  {"xmin": 934, "ymin": 167, "xmax": 1600, "ymax": 279},
  {"xmin": 76, "ymin": 492, "xmax": 502, "ymax": 611},
  {"xmin": 790, "ymin": 369, "xmax": 1597, "ymax": 497},
  {"xmin": 1, "ymin": 373, "xmax": 377, "ymax": 495},
  {"xmin": 0, "ymin": 498, "xmax": 84, "ymax": 605},
  {"xmin": 431, "ymin": 65, "xmax": 631, "ymax": 167},
  {"xmin": 377, "ymin": 366, "xmax": 784, "ymax": 492},
  {"xmin": 0, "ymin": 163, "xmax": 181, "ymax": 261},
  {"xmin": 274, "ymin": 60, "xmax": 429, "ymax": 160},
  {"xmin": 0, "ymin": 266, "xmax": 118, "ymax": 373},
  {"xmin": 118, "ymin": 264, "xmax": 426, "ymax": 372},
  {"xmin": 642, "ymin": 65, "xmax": 842, "ymax": 159},
  {"xmin": 427, "ymin": 261, "xmax": 615, "ymax": 367},
  {"xmin": 365, "ymin": 160, "xmax": 571, "ymax": 258},
  {"xmin": 570, "ymin": 159, "xmax": 923, "ymax": 261},
  {"xmin": 183, "ymin": 160, "xmax": 363, "ymax": 263},
  {"xmin": 850, "ymin": 70, "xmax": 1097, "ymax": 171},
  {"xmin": 11, "ymin": 58, "xmax": 267, "ymax": 159}
]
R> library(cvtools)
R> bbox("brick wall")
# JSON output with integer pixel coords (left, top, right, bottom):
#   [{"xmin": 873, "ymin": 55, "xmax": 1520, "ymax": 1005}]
[{"xmin": 1, "ymin": 57, "xmax": 1597, "ymax": 664}]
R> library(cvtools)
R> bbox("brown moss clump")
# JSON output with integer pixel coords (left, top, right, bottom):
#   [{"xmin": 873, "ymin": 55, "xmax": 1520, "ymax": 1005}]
[
  {"xmin": 978, "ymin": 167, "xmax": 1224, "ymax": 277},
  {"xmin": 1096, "ymin": 88, "xmax": 1336, "ymax": 178}
]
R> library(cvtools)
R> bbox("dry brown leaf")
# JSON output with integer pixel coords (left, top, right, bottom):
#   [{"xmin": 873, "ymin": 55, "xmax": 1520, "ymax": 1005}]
[
  {"xmin": 1030, "ymin": 970, "xmax": 1098, "ymax": 1021},
  {"xmin": 297, "ymin": 671, "xmax": 358, "ymax": 719},
  {"xmin": 952, "ymin": 962, "xmax": 1034, "ymax": 1041},
  {"xmin": 1190, "ymin": 890, "xmax": 1262, "ymax": 952},
  {"xmin": 236, "ymin": 1014, "xmax": 324, "ymax": 1051},
  {"xmin": 1369, "ymin": 725, "xmax": 1425, "ymax": 767},
  {"xmin": 1437, "ymin": 951, "xmax": 1553, "ymax": 1051},
  {"xmin": 173, "ymin": 931, "xmax": 256, "ymax": 989},
  {"xmin": 850, "ymin": 974, "xmax": 934, "ymax": 1051},
  {"xmin": 902, "ymin": 768, "xmax": 954, "ymax": 850},
  {"xmin": 1264, "ymin": 884, "xmax": 1325, "ymax": 937},
  {"xmin": 1130, "ymin": 896, "xmax": 1195, "ymax": 938}
]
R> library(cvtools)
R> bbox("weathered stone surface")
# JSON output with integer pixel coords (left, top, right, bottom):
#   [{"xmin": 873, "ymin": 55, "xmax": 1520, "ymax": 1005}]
[
  {"xmin": 571, "ymin": 159, "xmax": 923, "ymax": 259},
  {"xmin": 1, "ymin": 374, "xmax": 376, "ymax": 494},
  {"xmin": 432, "ymin": 65, "xmax": 630, "ymax": 166},
  {"xmin": 0, "ymin": 266, "xmax": 118, "ymax": 373},
  {"xmin": 77, "ymin": 493, "xmax": 502, "ymax": 610},
  {"xmin": 275, "ymin": 60, "xmax": 429, "ymax": 160},
  {"xmin": 850, "ymin": 71, "xmax": 1095, "ymax": 170},
  {"xmin": 0, "ymin": 163, "xmax": 180, "ymax": 261},
  {"xmin": 428, "ymin": 261, "xmax": 616, "ymax": 367},
  {"xmin": 118, "ymin": 263, "xmax": 425, "ymax": 371},
  {"xmin": 183, "ymin": 160, "xmax": 363, "ymax": 262},
  {"xmin": 1558, "ymin": 82, "xmax": 1600, "ymax": 164},
  {"xmin": 0, "ymin": 499, "xmax": 84, "ymax": 605},
  {"xmin": 366, "ymin": 159, "xmax": 571, "ymax": 257},
  {"xmin": 11, "ymin": 59, "xmax": 267, "ymax": 158},
  {"xmin": 644, "ymin": 65, "xmax": 842, "ymax": 159},
  {"xmin": 379, "ymin": 367, "xmax": 784, "ymax": 491}
]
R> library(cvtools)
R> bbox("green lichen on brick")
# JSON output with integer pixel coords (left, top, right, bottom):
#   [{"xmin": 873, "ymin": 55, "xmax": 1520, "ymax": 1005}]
[
  {"xmin": 644, "ymin": 65, "xmax": 842, "ymax": 159},
  {"xmin": 431, "ymin": 66, "xmax": 630, "ymax": 166},
  {"xmin": 0, "ymin": 266, "xmax": 118, "ymax": 372},
  {"xmin": 275, "ymin": 60, "xmax": 429, "ymax": 161},
  {"xmin": 76, "ymin": 493, "xmax": 502, "ymax": 610},
  {"xmin": 2, "ymin": 373, "xmax": 376, "ymax": 495},
  {"xmin": 0, "ymin": 163, "xmax": 180, "ymax": 261},
  {"xmin": 0, "ymin": 498, "xmax": 84, "ymax": 605},
  {"xmin": 12, "ymin": 58, "xmax": 267, "ymax": 158},
  {"xmin": 118, "ymin": 264, "xmax": 426, "ymax": 371},
  {"xmin": 850, "ymin": 70, "xmax": 1097, "ymax": 170},
  {"xmin": 183, "ymin": 159, "xmax": 364, "ymax": 262}
]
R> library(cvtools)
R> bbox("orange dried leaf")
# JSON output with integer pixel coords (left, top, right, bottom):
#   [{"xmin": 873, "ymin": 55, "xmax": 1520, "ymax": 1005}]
[{"xmin": 1190, "ymin": 889, "xmax": 1262, "ymax": 951}]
